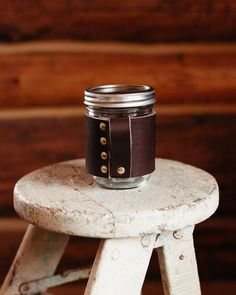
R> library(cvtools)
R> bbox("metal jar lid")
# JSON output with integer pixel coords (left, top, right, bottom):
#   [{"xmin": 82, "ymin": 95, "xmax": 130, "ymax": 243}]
[{"xmin": 84, "ymin": 84, "xmax": 156, "ymax": 108}]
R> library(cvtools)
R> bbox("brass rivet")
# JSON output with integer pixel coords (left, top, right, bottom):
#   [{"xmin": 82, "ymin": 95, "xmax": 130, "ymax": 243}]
[
  {"xmin": 21, "ymin": 284, "xmax": 30, "ymax": 292},
  {"xmin": 117, "ymin": 167, "xmax": 125, "ymax": 175},
  {"xmin": 173, "ymin": 230, "xmax": 183, "ymax": 239},
  {"xmin": 101, "ymin": 165, "xmax": 107, "ymax": 174},
  {"xmin": 99, "ymin": 122, "xmax": 106, "ymax": 131},
  {"xmin": 101, "ymin": 152, "xmax": 108, "ymax": 160},
  {"xmin": 100, "ymin": 137, "xmax": 107, "ymax": 145},
  {"xmin": 179, "ymin": 255, "xmax": 184, "ymax": 260}
]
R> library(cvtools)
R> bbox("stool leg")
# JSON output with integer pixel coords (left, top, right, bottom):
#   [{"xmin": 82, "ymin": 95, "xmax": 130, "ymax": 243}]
[
  {"xmin": 156, "ymin": 227, "xmax": 201, "ymax": 295},
  {"xmin": 0, "ymin": 224, "xmax": 69, "ymax": 295},
  {"xmin": 85, "ymin": 235, "xmax": 157, "ymax": 295}
]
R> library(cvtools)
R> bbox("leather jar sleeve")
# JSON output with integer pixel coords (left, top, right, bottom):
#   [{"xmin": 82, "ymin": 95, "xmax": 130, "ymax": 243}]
[{"xmin": 85, "ymin": 113, "xmax": 156, "ymax": 178}]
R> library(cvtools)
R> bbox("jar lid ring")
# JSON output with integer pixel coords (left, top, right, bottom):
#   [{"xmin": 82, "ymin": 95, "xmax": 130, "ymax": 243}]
[{"xmin": 84, "ymin": 84, "xmax": 156, "ymax": 108}]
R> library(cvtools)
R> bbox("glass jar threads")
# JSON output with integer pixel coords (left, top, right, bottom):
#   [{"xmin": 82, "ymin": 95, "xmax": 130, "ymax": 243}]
[{"xmin": 84, "ymin": 84, "xmax": 156, "ymax": 189}]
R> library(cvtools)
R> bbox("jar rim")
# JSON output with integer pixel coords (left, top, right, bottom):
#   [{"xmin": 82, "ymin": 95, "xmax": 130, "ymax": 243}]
[{"xmin": 84, "ymin": 84, "xmax": 156, "ymax": 108}]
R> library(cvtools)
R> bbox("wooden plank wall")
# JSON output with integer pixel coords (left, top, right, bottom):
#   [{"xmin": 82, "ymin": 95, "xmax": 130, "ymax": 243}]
[
  {"xmin": 0, "ymin": 1, "xmax": 235, "ymax": 42},
  {"xmin": 0, "ymin": 0, "xmax": 235, "ymax": 290}
]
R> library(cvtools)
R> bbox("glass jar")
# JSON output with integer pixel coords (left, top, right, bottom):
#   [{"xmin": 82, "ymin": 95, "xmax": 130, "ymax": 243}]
[{"xmin": 84, "ymin": 84, "xmax": 156, "ymax": 189}]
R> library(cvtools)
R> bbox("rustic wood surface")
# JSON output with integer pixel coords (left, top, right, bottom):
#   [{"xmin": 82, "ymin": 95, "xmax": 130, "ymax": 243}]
[
  {"xmin": 156, "ymin": 227, "xmax": 201, "ymax": 295},
  {"xmin": 83, "ymin": 227, "xmax": 202, "ymax": 294},
  {"xmin": 0, "ymin": 42, "xmax": 236, "ymax": 108},
  {"xmin": 0, "ymin": 226, "xmax": 204, "ymax": 294},
  {"xmin": 14, "ymin": 158, "xmax": 218, "ymax": 237},
  {"xmin": 85, "ymin": 235, "xmax": 156, "ymax": 294},
  {"xmin": 0, "ymin": 225, "xmax": 68, "ymax": 295},
  {"xmin": 0, "ymin": 1, "xmax": 235, "ymax": 42},
  {"xmin": 0, "ymin": 217, "xmax": 235, "ymax": 283}
]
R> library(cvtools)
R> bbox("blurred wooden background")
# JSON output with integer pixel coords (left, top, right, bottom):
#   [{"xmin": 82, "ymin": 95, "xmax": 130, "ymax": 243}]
[{"xmin": 0, "ymin": 1, "xmax": 235, "ymax": 294}]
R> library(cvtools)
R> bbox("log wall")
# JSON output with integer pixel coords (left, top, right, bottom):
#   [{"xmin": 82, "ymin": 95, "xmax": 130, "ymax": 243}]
[
  {"xmin": 0, "ymin": 0, "xmax": 235, "ymax": 289},
  {"xmin": 0, "ymin": 1, "xmax": 235, "ymax": 42}
]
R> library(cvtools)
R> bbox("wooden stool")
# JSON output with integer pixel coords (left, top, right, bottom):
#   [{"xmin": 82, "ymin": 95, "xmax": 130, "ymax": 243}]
[{"xmin": 0, "ymin": 159, "xmax": 219, "ymax": 295}]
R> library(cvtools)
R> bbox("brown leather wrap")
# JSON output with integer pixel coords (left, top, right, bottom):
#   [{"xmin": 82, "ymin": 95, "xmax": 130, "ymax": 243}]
[{"xmin": 85, "ymin": 113, "xmax": 156, "ymax": 178}]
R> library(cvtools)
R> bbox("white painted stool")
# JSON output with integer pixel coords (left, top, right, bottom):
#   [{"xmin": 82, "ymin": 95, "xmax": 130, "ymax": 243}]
[{"xmin": 0, "ymin": 159, "xmax": 219, "ymax": 295}]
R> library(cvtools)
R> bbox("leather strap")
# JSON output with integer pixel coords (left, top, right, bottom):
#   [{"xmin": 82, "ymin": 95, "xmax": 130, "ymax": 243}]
[
  {"xmin": 130, "ymin": 114, "xmax": 156, "ymax": 177},
  {"xmin": 110, "ymin": 117, "xmax": 131, "ymax": 178},
  {"xmin": 85, "ymin": 113, "xmax": 155, "ymax": 178}
]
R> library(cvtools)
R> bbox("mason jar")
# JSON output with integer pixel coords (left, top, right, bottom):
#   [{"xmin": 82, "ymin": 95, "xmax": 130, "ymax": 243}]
[{"xmin": 84, "ymin": 84, "xmax": 156, "ymax": 189}]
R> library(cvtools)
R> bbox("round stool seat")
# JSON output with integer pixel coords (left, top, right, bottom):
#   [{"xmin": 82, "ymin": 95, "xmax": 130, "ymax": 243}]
[{"xmin": 14, "ymin": 158, "xmax": 219, "ymax": 238}]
